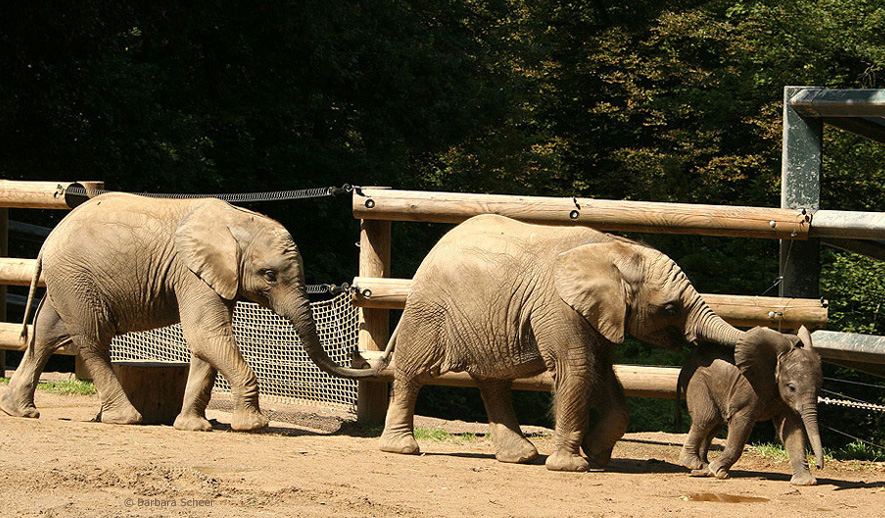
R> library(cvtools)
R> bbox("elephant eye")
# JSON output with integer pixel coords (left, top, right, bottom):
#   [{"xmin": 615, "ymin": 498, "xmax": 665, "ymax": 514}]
[
  {"xmin": 663, "ymin": 303, "xmax": 679, "ymax": 317},
  {"xmin": 262, "ymin": 269, "xmax": 278, "ymax": 283}
]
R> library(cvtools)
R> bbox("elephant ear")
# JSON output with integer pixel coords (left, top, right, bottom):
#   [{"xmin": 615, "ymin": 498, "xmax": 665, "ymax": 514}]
[
  {"xmin": 734, "ymin": 326, "xmax": 792, "ymax": 398},
  {"xmin": 553, "ymin": 241, "xmax": 632, "ymax": 344},
  {"xmin": 797, "ymin": 325, "xmax": 814, "ymax": 349},
  {"xmin": 175, "ymin": 203, "xmax": 240, "ymax": 300}
]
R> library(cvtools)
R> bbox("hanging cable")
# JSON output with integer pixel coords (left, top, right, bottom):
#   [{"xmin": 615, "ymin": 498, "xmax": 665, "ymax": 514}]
[{"xmin": 64, "ymin": 184, "xmax": 354, "ymax": 203}]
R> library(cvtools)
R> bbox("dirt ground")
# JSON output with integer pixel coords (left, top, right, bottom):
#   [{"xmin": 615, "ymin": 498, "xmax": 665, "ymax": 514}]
[{"xmin": 1, "ymin": 377, "xmax": 883, "ymax": 518}]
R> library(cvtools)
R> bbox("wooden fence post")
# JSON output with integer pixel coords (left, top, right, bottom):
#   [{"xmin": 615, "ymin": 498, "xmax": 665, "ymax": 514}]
[
  {"xmin": 356, "ymin": 219, "xmax": 391, "ymax": 424},
  {"xmin": 0, "ymin": 208, "xmax": 6, "ymax": 375}
]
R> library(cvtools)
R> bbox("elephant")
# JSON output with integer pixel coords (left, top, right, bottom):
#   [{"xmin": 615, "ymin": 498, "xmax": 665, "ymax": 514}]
[
  {"xmin": 677, "ymin": 325, "xmax": 824, "ymax": 485},
  {"xmin": 378, "ymin": 214, "xmax": 746, "ymax": 472},
  {"xmin": 0, "ymin": 192, "xmax": 385, "ymax": 431}
]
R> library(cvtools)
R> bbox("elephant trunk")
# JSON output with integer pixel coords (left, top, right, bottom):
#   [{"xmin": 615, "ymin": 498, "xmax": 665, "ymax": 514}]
[
  {"xmin": 284, "ymin": 290, "xmax": 385, "ymax": 379},
  {"xmin": 687, "ymin": 297, "xmax": 744, "ymax": 347},
  {"xmin": 801, "ymin": 404, "xmax": 825, "ymax": 470}
]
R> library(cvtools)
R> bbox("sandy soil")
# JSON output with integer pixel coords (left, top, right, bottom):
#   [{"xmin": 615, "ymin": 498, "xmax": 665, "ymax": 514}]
[{"xmin": 1, "ymin": 379, "xmax": 883, "ymax": 518}]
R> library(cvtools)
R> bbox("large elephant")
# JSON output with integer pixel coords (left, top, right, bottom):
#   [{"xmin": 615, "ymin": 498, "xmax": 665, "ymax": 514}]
[
  {"xmin": 0, "ymin": 193, "xmax": 384, "ymax": 431},
  {"xmin": 678, "ymin": 326, "xmax": 824, "ymax": 485},
  {"xmin": 378, "ymin": 214, "xmax": 745, "ymax": 472}
]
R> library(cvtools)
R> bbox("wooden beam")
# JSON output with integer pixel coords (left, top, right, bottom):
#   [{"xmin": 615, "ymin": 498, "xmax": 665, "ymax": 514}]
[
  {"xmin": 359, "ymin": 354, "xmax": 680, "ymax": 398},
  {"xmin": 0, "ymin": 322, "xmax": 75, "ymax": 355},
  {"xmin": 351, "ymin": 277, "xmax": 828, "ymax": 330},
  {"xmin": 0, "ymin": 258, "xmax": 42, "ymax": 287},
  {"xmin": 0, "ymin": 180, "xmax": 103, "ymax": 210},
  {"xmin": 353, "ymin": 187, "xmax": 811, "ymax": 240}
]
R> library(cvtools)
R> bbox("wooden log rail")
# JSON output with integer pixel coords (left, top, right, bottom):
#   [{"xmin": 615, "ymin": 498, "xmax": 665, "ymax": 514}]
[
  {"xmin": 360, "ymin": 356, "xmax": 681, "ymax": 399},
  {"xmin": 353, "ymin": 187, "xmax": 813, "ymax": 240},
  {"xmin": 350, "ymin": 277, "xmax": 829, "ymax": 330},
  {"xmin": 0, "ymin": 258, "xmax": 43, "ymax": 287},
  {"xmin": 0, "ymin": 180, "xmax": 104, "ymax": 210}
]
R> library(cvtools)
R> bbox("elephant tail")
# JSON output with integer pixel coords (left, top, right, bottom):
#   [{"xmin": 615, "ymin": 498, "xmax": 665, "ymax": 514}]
[
  {"xmin": 372, "ymin": 319, "xmax": 400, "ymax": 372},
  {"xmin": 20, "ymin": 249, "xmax": 43, "ymax": 346}
]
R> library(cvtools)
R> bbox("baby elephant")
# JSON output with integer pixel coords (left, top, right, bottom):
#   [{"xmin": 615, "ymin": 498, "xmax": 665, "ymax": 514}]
[{"xmin": 678, "ymin": 326, "xmax": 824, "ymax": 485}]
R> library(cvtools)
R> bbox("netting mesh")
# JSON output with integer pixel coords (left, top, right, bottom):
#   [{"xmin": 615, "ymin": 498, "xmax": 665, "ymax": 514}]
[{"xmin": 109, "ymin": 292, "xmax": 360, "ymax": 413}]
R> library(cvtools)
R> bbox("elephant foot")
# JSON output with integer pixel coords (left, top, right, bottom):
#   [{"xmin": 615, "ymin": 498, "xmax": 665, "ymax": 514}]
[
  {"xmin": 545, "ymin": 451, "xmax": 590, "ymax": 472},
  {"xmin": 379, "ymin": 429, "xmax": 421, "ymax": 455},
  {"xmin": 231, "ymin": 408, "xmax": 269, "ymax": 431},
  {"xmin": 679, "ymin": 450, "xmax": 707, "ymax": 471},
  {"xmin": 689, "ymin": 468, "xmax": 714, "ymax": 478},
  {"xmin": 0, "ymin": 390, "xmax": 40, "ymax": 419},
  {"xmin": 707, "ymin": 466, "xmax": 731, "ymax": 480},
  {"xmin": 495, "ymin": 440, "xmax": 539, "ymax": 464},
  {"xmin": 790, "ymin": 472, "xmax": 817, "ymax": 486},
  {"xmin": 582, "ymin": 443, "xmax": 615, "ymax": 467},
  {"xmin": 98, "ymin": 405, "xmax": 143, "ymax": 425},
  {"xmin": 173, "ymin": 412, "xmax": 214, "ymax": 432}
]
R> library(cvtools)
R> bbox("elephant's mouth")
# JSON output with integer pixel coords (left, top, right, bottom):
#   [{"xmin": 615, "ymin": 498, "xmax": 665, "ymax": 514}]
[{"xmin": 643, "ymin": 327, "xmax": 686, "ymax": 351}]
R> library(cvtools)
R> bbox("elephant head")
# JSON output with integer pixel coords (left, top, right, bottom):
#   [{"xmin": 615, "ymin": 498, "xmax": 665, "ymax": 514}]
[
  {"xmin": 735, "ymin": 326, "xmax": 824, "ymax": 469},
  {"xmin": 175, "ymin": 200, "xmax": 379, "ymax": 379},
  {"xmin": 554, "ymin": 238, "xmax": 743, "ymax": 350}
]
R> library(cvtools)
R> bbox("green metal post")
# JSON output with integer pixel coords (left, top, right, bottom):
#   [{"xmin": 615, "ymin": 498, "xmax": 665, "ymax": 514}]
[{"xmin": 780, "ymin": 86, "xmax": 822, "ymax": 299}]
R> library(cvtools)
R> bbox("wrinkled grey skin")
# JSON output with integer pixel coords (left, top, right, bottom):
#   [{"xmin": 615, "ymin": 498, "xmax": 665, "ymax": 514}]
[
  {"xmin": 379, "ymin": 214, "xmax": 744, "ymax": 472},
  {"xmin": 678, "ymin": 326, "xmax": 824, "ymax": 485},
  {"xmin": 0, "ymin": 193, "xmax": 383, "ymax": 431}
]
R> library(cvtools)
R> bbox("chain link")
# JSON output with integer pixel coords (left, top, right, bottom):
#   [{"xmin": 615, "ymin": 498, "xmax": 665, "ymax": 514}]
[{"xmin": 818, "ymin": 396, "xmax": 885, "ymax": 413}]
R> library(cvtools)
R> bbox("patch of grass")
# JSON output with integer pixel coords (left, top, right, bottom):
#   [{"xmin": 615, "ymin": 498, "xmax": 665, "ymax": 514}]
[
  {"xmin": 0, "ymin": 376, "xmax": 96, "ymax": 395},
  {"xmin": 37, "ymin": 379, "xmax": 97, "ymax": 396},
  {"xmin": 1, "ymin": 376, "xmax": 96, "ymax": 396},
  {"xmin": 831, "ymin": 441, "xmax": 885, "ymax": 462},
  {"xmin": 415, "ymin": 427, "xmax": 479, "ymax": 445},
  {"xmin": 749, "ymin": 443, "xmax": 790, "ymax": 461}
]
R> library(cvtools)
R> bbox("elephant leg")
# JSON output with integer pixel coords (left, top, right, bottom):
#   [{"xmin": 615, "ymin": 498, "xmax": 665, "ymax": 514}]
[
  {"xmin": 179, "ymin": 289, "xmax": 266, "ymax": 432},
  {"xmin": 379, "ymin": 373, "xmax": 425, "ymax": 455},
  {"xmin": 78, "ymin": 335, "xmax": 143, "ymax": 425},
  {"xmin": 475, "ymin": 378, "xmax": 538, "ymax": 464},
  {"xmin": 173, "ymin": 356, "xmax": 218, "ymax": 431},
  {"xmin": 707, "ymin": 409, "xmax": 755, "ymax": 479},
  {"xmin": 699, "ymin": 424, "xmax": 723, "ymax": 466},
  {"xmin": 679, "ymin": 383, "xmax": 721, "ymax": 472},
  {"xmin": 681, "ymin": 420, "xmax": 721, "ymax": 473},
  {"xmin": 582, "ymin": 365, "xmax": 628, "ymax": 467},
  {"xmin": 774, "ymin": 413, "xmax": 817, "ymax": 486},
  {"xmin": 546, "ymin": 365, "xmax": 592, "ymax": 472},
  {"xmin": 1, "ymin": 302, "xmax": 72, "ymax": 418}
]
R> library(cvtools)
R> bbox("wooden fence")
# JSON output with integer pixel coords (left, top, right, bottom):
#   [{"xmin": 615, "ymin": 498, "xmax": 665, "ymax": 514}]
[
  {"xmin": 349, "ymin": 187, "xmax": 839, "ymax": 423},
  {"xmin": 0, "ymin": 181, "xmax": 104, "ymax": 368}
]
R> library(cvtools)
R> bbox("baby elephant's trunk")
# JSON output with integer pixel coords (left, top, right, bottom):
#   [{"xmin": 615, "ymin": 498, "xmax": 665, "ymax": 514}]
[{"xmin": 801, "ymin": 404, "xmax": 825, "ymax": 470}]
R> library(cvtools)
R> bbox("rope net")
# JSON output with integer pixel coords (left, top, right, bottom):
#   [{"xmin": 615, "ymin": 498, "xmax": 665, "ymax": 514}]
[{"xmin": 109, "ymin": 292, "xmax": 360, "ymax": 413}]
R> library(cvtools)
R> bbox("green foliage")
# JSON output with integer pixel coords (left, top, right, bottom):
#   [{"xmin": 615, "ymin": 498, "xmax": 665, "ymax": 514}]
[{"xmin": 831, "ymin": 441, "xmax": 885, "ymax": 462}]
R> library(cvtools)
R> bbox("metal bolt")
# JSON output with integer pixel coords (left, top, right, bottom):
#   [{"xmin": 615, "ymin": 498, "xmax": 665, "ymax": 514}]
[
  {"xmin": 365, "ymin": 199, "xmax": 375, "ymax": 209},
  {"xmin": 768, "ymin": 311, "xmax": 777, "ymax": 319},
  {"xmin": 361, "ymin": 289, "xmax": 372, "ymax": 298},
  {"xmin": 569, "ymin": 210, "xmax": 580, "ymax": 220},
  {"xmin": 769, "ymin": 220, "xmax": 777, "ymax": 228},
  {"xmin": 791, "ymin": 231, "xmax": 798, "ymax": 238}
]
